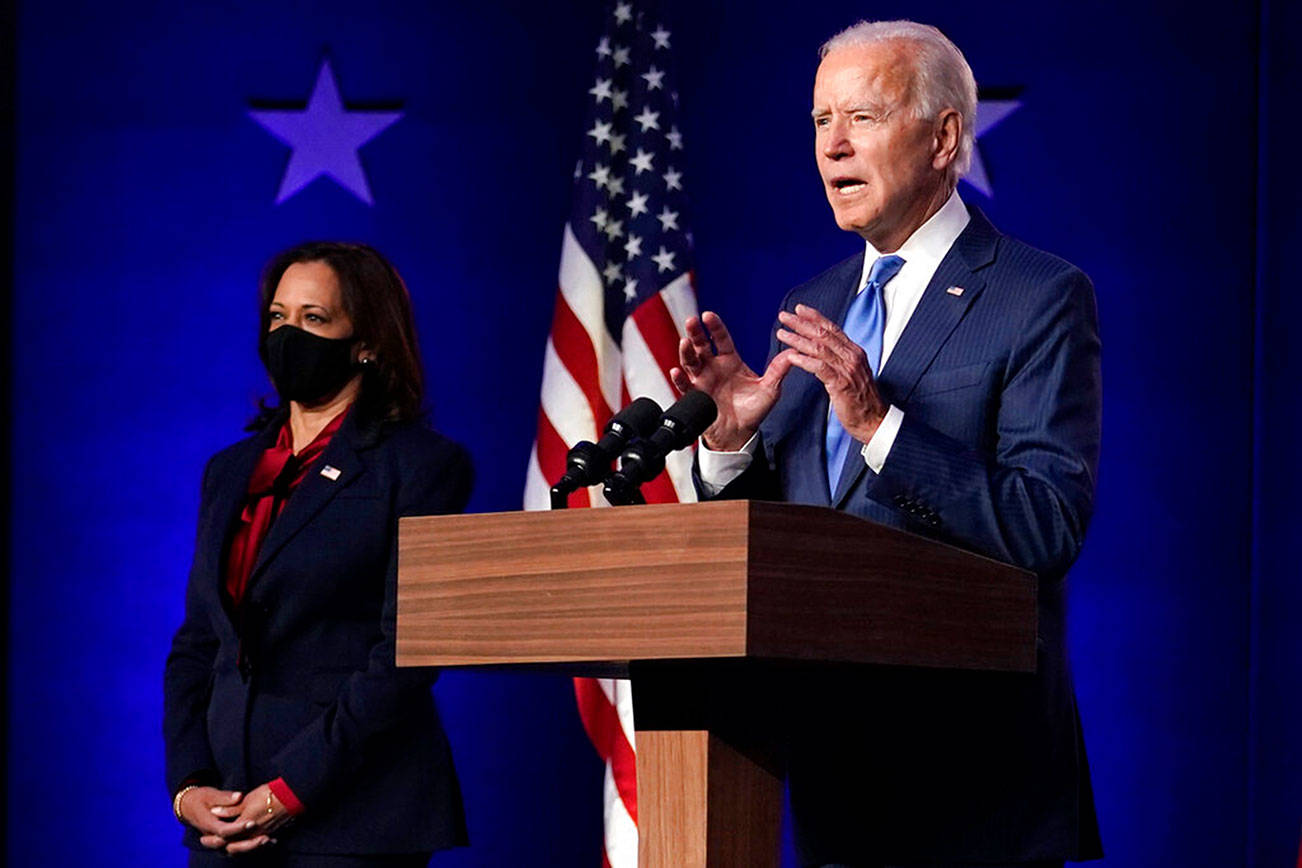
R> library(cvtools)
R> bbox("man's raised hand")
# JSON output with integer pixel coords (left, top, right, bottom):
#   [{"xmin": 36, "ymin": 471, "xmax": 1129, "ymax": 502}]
[{"xmin": 670, "ymin": 311, "xmax": 793, "ymax": 451}]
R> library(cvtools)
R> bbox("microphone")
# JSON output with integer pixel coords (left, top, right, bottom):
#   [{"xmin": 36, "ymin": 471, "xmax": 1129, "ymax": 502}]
[
  {"xmin": 603, "ymin": 391, "xmax": 718, "ymax": 506},
  {"xmin": 549, "ymin": 397, "xmax": 663, "ymax": 509}
]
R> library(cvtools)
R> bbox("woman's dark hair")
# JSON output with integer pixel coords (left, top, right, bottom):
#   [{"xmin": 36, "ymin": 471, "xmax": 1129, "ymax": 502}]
[{"xmin": 251, "ymin": 241, "xmax": 425, "ymax": 427}]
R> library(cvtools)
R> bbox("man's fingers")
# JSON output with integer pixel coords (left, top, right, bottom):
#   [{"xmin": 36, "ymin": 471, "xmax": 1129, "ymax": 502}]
[
  {"xmin": 783, "ymin": 351, "xmax": 829, "ymax": 382},
  {"xmin": 683, "ymin": 316, "xmax": 713, "ymax": 353},
  {"xmin": 678, "ymin": 336, "xmax": 701, "ymax": 371},
  {"xmin": 775, "ymin": 328, "xmax": 824, "ymax": 359},
  {"xmin": 792, "ymin": 303, "xmax": 835, "ymax": 328},
  {"xmin": 701, "ymin": 311, "xmax": 736, "ymax": 355},
  {"xmin": 760, "ymin": 350, "xmax": 797, "ymax": 388},
  {"xmin": 780, "ymin": 310, "xmax": 862, "ymax": 365},
  {"xmin": 669, "ymin": 366, "xmax": 693, "ymax": 395}
]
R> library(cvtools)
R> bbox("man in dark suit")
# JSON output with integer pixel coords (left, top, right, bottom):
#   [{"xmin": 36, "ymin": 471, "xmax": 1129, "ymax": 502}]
[{"xmin": 670, "ymin": 20, "xmax": 1102, "ymax": 868}]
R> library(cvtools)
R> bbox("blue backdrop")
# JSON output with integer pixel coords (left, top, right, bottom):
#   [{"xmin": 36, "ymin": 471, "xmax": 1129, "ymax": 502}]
[{"xmin": 7, "ymin": 0, "xmax": 1297, "ymax": 865}]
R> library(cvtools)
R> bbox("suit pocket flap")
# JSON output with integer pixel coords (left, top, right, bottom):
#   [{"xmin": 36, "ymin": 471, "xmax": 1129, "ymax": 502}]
[{"xmin": 912, "ymin": 361, "xmax": 990, "ymax": 397}]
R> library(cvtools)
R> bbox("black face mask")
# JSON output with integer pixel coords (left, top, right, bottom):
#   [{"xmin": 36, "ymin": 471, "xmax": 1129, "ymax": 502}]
[{"xmin": 263, "ymin": 325, "xmax": 358, "ymax": 405}]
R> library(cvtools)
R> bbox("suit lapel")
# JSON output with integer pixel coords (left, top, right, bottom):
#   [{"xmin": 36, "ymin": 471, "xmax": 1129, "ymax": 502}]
[
  {"xmin": 830, "ymin": 208, "xmax": 1001, "ymax": 507},
  {"xmin": 201, "ymin": 425, "xmax": 277, "ymax": 625},
  {"xmin": 246, "ymin": 410, "xmax": 375, "ymax": 590}
]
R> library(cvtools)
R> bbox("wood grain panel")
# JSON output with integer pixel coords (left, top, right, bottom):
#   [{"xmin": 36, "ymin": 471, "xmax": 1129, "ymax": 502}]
[
  {"xmin": 635, "ymin": 730, "xmax": 781, "ymax": 868},
  {"xmin": 745, "ymin": 501, "xmax": 1036, "ymax": 671},
  {"xmin": 396, "ymin": 502, "xmax": 752, "ymax": 666},
  {"xmin": 636, "ymin": 730, "xmax": 708, "ymax": 867},
  {"xmin": 396, "ymin": 500, "xmax": 1035, "ymax": 672}
]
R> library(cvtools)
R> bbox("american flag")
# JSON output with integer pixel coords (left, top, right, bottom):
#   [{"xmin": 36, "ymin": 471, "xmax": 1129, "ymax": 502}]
[{"xmin": 523, "ymin": 1, "xmax": 699, "ymax": 864}]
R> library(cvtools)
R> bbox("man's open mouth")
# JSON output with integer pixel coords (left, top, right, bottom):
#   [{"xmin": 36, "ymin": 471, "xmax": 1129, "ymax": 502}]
[{"xmin": 831, "ymin": 177, "xmax": 866, "ymax": 195}]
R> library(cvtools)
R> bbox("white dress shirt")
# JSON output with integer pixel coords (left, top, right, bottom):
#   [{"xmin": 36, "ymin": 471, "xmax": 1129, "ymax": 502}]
[{"xmin": 698, "ymin": 189, "xmax": 971, "ymax": 495}]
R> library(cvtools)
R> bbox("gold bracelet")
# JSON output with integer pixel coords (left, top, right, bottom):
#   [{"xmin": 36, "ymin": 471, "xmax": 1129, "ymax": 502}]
[{"xmin": 173, "ymin": 784, "xmax": 200, "ymax": 824}]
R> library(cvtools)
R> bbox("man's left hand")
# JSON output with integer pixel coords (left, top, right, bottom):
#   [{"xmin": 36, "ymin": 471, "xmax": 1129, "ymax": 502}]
[{"xmin": 776, "ymin": 304, "xmax": 889, "ymax": 443}]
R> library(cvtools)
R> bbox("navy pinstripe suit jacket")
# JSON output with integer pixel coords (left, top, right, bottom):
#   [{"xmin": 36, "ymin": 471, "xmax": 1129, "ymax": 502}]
[{"xmin": 707, "ymin": 207, "xmax": 1104, "ymax": 865}]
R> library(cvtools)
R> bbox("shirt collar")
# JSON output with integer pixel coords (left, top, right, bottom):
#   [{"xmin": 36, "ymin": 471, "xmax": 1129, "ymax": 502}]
[{"xmin": 859, "ymin": 188, "xmax": 970, "ymax": 290}]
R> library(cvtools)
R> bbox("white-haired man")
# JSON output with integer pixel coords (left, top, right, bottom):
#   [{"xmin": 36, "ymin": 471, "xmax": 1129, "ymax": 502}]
[{"xmin": 673, "ymin": 20, "xmax": 1103, "ymax": 868}]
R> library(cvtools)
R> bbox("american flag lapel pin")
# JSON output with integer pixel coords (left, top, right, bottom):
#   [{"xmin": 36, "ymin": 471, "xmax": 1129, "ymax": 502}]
[
  {"xmin": 320, "ymin": 465, "xmax": 342, "ymax": 481},
  {"xmin": 946, "ymin": 286, "xmax": 965, "ymax": 297}
]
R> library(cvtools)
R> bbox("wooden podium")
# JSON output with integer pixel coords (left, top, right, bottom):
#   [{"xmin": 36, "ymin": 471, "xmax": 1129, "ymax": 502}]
[{"xmin": 395, "ymin": 500, "xmax": 1035, "ymax": 867}]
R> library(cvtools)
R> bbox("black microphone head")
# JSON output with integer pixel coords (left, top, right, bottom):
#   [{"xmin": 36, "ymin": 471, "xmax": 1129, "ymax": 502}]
[
  {"xmin": 608, "ymin": 396, "xmax": 663, "ymax": 439},
  {"xmin": 660, "ymin": 391, "xmax": 718, "ymax": 450}
]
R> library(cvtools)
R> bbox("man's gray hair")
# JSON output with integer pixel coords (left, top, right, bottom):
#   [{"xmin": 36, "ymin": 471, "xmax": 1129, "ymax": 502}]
[{"xmin": 821, "ymin": 20, "xmax": 977, "ymax": 183}]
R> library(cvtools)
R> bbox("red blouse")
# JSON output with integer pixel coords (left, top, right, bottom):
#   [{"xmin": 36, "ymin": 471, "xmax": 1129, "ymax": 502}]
[
  {"xmin": 223, "ymin": 408, "xmax": 348, "ymax": 817},
  {"xmin": 225, "ymin": 410, "xmax": 347, "ymax": 607}
]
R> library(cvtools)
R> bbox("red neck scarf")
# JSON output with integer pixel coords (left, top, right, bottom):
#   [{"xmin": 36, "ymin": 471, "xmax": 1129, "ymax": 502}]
[{"xmin": 224, "ymin": 409, "xmax": 349, "ymax": 607}]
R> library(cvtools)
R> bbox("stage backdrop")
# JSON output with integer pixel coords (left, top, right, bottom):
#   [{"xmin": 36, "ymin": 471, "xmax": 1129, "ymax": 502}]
[{"xmin": 7, "ymin": 0, "xmax": 1297, "ymax": 865}]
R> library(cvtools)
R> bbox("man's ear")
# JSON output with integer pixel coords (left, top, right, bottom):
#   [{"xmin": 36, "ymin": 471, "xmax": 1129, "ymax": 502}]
[{"xmin": 932, "ymin": 108, "xmax": 962, "ymax": 171}]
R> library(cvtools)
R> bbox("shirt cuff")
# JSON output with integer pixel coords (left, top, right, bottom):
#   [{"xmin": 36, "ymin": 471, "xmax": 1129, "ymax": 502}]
[
  {"xmin": 268, "ymin": 777, "xmax": 306, "ymax": 817},
  {"xmin": 697, "ymin": 433, "xmax": 759, "ymax": 496},
  {"xmin": 860, "ymin": 405, "xmax": 904, "ymax": 474}
]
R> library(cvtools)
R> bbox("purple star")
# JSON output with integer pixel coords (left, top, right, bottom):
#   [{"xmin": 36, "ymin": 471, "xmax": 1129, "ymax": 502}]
[
  {"xmin": 249, "ymin": 60, "xmax": 402, "ymax": 205},
  {"xmin": 963, "ymin": 99, "xmax": 1022, "ymax": 199}
]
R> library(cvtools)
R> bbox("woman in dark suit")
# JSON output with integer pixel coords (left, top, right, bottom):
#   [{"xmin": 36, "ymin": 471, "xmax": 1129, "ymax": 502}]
[{"xmin": 164, "ymin": 242, "xmax": 471, "ymax": 866}]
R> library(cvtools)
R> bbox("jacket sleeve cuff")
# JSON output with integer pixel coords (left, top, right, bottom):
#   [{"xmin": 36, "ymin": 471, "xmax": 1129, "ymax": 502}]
[{"xmin": 268, "ymin": 777, "xmax": 306, "ymax": 816}]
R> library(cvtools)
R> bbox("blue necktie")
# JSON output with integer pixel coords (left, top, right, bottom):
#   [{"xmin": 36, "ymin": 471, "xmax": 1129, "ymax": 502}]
[{"xmin": 824, "ymin": 254, "xmax": 905, "ymax": 493}]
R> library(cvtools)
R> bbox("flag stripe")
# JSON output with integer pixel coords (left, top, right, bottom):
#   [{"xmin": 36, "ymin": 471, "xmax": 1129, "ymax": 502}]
[
  {"xmin": 540, "ymin": 337, "xmax": 599, "ymax": 447},
  {"xmin": 560, "ymin": 224, "xmax": 624, "ymax": 413},
  {"xmin": 575, "ymin": 678, "xmax": 638, "ymax": 822},
  {"xmin": 551, "ymin": 289, "xmax": 615, "ymax": 426},
  {"xmin": 631, "ymin": 292, "xmax": 682, "ymax": 384}
]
